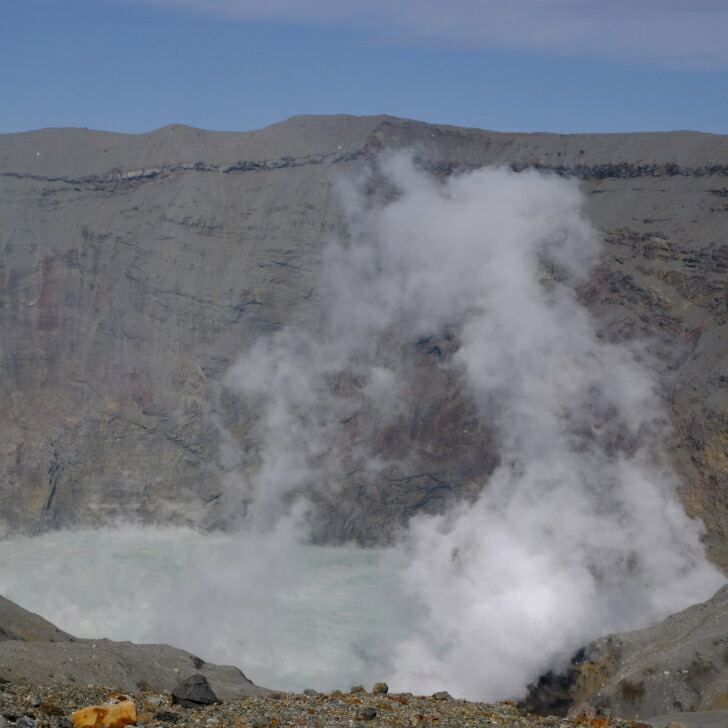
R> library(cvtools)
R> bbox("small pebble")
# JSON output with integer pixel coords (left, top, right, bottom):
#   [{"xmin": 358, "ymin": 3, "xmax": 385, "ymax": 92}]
[
  {"xmin": 154, "ymin": 711, "xmax": 180, "ymax": 723},
  {"xmin": 145, "ymin": 695, "xmax": 167, "ymax": 708}
]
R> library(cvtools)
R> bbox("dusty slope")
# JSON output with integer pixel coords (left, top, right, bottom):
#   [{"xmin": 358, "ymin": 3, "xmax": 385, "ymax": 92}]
[
  {"xmin": 0, "ymin": 593, "xmax": 267, "ymax": 698},
  {"xmin": 0, "ymin": 116, "xmax": 726, "ymax": 562}
]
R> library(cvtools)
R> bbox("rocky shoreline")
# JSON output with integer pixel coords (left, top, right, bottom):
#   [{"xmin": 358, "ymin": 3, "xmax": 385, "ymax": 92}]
[
  {"xmin": 6, "ymin": 588, "xmax": 728, "ymax": 728},
  {"xmin": 0, "ymin": 592, "xmax": 666, "ymax": 727}
]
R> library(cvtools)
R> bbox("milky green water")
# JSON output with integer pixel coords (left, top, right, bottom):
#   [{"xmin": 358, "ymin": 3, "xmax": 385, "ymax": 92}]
[{"xmin": 0, "ymin": 527, "xmax": 421, "ymax": 691}]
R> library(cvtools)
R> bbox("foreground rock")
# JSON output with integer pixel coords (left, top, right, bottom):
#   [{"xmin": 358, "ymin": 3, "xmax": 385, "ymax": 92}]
[
  {"xmin": 523, "ymin": 584, "xmax": 728, "ymax": 720},
  {"xmin": 170, "ymin": 674, "xmax": 218, "ymax": 707},
  {"xmin": 72, "ymin": 698, "xmax": 137, "ymax": 728},
  {"xmin": 0, "ymin": 594, "xmax": 267, "ymax": 700},
  {"xmin": 0, "ymin": 682, "xmax": 656, "ymax": 728}
]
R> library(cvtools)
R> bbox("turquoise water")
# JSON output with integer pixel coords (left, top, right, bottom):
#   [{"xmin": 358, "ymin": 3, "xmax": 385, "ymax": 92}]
[
  {"xmin": 0, "ymin": 527, "xmax": 420, "ymax": 691},
  {"xmin": 0, "ymin": 518, "xmax": 720, "ymax": 700}
]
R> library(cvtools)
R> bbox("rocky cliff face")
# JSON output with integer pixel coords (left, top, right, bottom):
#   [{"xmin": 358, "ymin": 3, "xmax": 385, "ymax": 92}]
[
  {"xmin": 522, "ymin": 584, "xmax": 728, "ymax": 720},
  {"xmin": 1, "ymin": 116, "xmax": 726, "ymax": 562}
]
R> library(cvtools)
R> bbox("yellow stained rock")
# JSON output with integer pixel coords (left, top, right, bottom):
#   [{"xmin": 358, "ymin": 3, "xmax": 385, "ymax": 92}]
[{"xmin": 72, "ymin": 699, "xmax": 137, "ymax": 728}]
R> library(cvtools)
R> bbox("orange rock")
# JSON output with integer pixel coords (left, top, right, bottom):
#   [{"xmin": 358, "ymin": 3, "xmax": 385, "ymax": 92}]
[{"xmin": 72, "ymin": 700, "xmax": 137, "ymax": 728}]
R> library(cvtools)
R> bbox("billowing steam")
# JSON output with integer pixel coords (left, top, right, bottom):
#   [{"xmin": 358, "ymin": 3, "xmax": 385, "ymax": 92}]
[
  {"xmin": 0, "ymin": 154, "xmax": 722, "ymax": 700},
  {"xmin": 221, "ymin": 153, "xmax": 724, "ymax": 698}
]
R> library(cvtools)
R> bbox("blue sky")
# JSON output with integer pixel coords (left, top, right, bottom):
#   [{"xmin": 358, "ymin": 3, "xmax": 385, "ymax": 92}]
[{"xmin": 2, "ymin": 0, "xmax": 727, "ymax": 135}]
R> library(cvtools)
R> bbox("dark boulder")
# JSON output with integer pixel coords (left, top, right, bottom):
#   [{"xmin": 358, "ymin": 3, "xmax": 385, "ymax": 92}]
[{"xmin": 171, "ymin": 674, "xmax": 220, "ymax": 708}]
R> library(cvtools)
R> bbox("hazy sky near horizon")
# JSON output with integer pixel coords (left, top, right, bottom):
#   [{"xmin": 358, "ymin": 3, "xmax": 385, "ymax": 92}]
[{"xmin": 2, "ymin": 0, "xmax": 727, "ymax": 135}]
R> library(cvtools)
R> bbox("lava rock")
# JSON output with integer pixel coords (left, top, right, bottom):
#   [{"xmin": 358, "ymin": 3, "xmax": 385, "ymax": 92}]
[{"xmin": 171, "ymin": 674, "xmax": 219, "ymax": 708}]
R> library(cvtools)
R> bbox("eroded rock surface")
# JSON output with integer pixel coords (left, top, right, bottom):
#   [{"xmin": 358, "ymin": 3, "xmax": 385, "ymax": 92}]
[
  {"xmin": 523, "ymin": 584, "xmax": 728, "ymax": 720},
  {"xmin": 1, "ymin": 116, "xmax": 726, "ymax": 560},
  {"xmin": 0, "ymin": 594, "xmax": 267, "ymax": 699}
]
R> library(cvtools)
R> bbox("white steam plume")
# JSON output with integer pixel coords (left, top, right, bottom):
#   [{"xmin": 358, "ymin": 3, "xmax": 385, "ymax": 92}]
[
  {"xmin": 0, "ymin": 154, "xmax": 720, "ymax": 698},
  {"xmin": 221, "ymin": 152, "xmax": 724, "ymax": 699}
]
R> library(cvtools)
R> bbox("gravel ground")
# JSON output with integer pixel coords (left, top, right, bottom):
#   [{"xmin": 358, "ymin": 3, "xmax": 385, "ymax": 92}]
[{"xmin": 0, "ymin": 682, "xmax": 658, "ymax": 728}]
